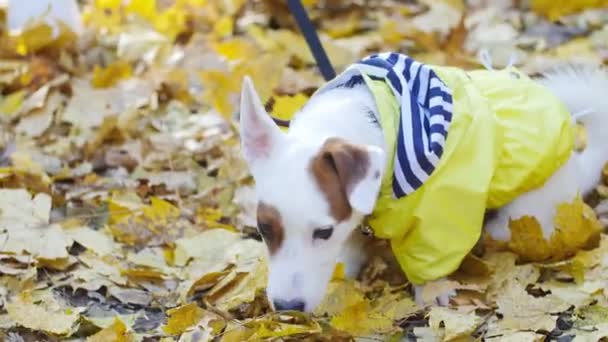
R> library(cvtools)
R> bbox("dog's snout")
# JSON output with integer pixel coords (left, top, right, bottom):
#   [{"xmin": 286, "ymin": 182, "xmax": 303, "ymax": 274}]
[{"xmin": 273, "ymin": 299, "xmax": 305, "ymax": 312}]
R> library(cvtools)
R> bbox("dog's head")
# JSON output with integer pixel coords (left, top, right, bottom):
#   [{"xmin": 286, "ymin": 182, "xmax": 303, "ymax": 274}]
[{"xmin": 238, "ymin": 77, "xmax": 385, "ymax": 312}]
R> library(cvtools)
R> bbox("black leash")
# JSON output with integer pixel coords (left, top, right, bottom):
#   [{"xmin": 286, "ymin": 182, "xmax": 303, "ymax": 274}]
[
  {"xmin": 287, "ymin": 0, "xmax": 336, "ymax": 81},
  {"xmin": 268, "ymin": 0, "xmax": 336, "ymax": 128}
]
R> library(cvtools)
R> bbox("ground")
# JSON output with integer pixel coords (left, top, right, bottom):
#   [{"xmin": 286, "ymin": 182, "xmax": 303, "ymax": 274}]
[{"xmin": 0, "ymin": 0, "xmax": 608, "ymax": 341}]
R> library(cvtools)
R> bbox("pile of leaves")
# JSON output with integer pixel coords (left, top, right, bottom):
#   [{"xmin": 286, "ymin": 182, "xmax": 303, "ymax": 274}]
[{"xmin": 0, "ymin": 0, "xmax": 607, "ymax": 340}]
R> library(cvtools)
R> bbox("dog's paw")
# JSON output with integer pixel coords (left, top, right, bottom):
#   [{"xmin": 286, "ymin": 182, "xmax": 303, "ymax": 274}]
[{"xmin": 413, "ymin": 279, "xmax": 457, "ymax": 307}]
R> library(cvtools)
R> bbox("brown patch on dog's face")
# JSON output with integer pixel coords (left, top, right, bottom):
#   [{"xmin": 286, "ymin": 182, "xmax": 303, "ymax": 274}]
[
  {"xmin": 257, "ymin": 202, "xmax": 285, "ymax": 255},
  {"xmin": 309, "ymin": 137, "xmax": 371, "ymax": 221}
]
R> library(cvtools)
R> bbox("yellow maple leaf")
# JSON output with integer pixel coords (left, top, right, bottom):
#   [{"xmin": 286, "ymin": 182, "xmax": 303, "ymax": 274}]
[
  {"xmin": 233, "ymin": 54, "xmax": 288, "ymax": 103},
  {"xmin": 199, "ymin": 54, "xmax": 287, "ymax": 118},
  {"xmin": 322, "ymin": 11, "xmax": 361, "ymax": 39},
  {"xmin": 140, "ymin": 197, "xmax": 180, "ymax": 225},
  {"xmin": 13, "ymin": 24, "xmax": 54, "ymax": 56},
  {"xmin": 213, "ymin": 16, "xmax": 234, "ymax": 38},
  {"xmin": 108, "ymin": 190, "xmax": 143, "ymax": 224},
  {"xmin": 551, "ymin": 197, "xmax": 602, "ymax": 255},
  {"xmin": 211, "ymin": 38, "xmax": 259, "ymax": 61},
  {"xmin": 508, "ymin": 196, "xmax": 601, "ymax": 262},
  {"xmin": 152, "ymin": 5, "xmax": 189, "ymax": 40},
  {"xmin": 125, "ymin": 0, "xmax": 157, "ymax": 21},
  {"xmin": 196, "ymin": 207, "xmax": 237, "ymax": 231},
  {"xmin": 508, "ymin": 216, "xmax": 552, "ymax": 262},
  {"xmin": 163, "ymin": 302, "xmax": 206, "ymax": 335},
  {"xmin": 379, "ymin": 19, "xmax": 405, "ymax": 46},
  {"xmin": 82, "ymin": 0, "xmax": 123, "ymax": 34},
  {"xmin": 329, "ymin": 300, "xmax": 370, "ymax": 334},
  {"xmin": 199, "ymin": 70, "xmax": 239, "ymax": 118},
  {"xmin": 87, "ymin": 317, "xmax": 133, "ymax": 342},
  {"xmin": 266, "ymin": 30, "xmax": 315, "ymax": 64},
  {"xmin": 315, "ymin": 279, "xmax": 366, "ymax": 317},
  {"xmin": 95, "ymin": 0, "xmax": 121, "ymax": 9},
  {"xmin": 0, "ymin": 90, "xmax": 26, "ymax": 116},
  {"xmin": 530, "ymin": 0, "xmax": 608, "ymax": 21},
  {"xmin": 107, "ymin": 193, "xmax": 182, "ymax": 246},
  {"xmin": 270, "ymin": 94, "xmax": 309, "ymax": 122},
  {"xmin": 245, "ymin": 25, "xmax": 281, "ymax": 51},
  {"xmin": 91, "ymin": 61, "xmax": 133, "ymax": 88},
  {"xmin": 9, "ymin": 20, "xmax": 77, "ymax": 56},
  {"xmin": 331, "ymin": 262, "xmax": 346, "ymax": 281},
  {"xmin": 315, "ymin": 279, "xmax": 398, "ymax": 335}
]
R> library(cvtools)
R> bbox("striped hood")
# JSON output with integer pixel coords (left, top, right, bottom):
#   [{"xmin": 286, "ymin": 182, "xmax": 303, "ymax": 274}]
[{"xmin": 313, "ymin": 53, "xmax": 454, "ymax": 198}]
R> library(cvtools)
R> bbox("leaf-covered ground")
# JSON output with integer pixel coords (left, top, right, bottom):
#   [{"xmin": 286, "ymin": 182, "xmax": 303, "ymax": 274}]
[{"xmin": 0, "ymin": 0, "xmax": 608, "ymax": 341}]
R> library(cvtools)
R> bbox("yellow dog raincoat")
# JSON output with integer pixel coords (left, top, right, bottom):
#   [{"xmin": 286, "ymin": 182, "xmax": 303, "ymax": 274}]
[{"xmin": 314, "ymin": 53, "xmax": 574, "ymax": 284}]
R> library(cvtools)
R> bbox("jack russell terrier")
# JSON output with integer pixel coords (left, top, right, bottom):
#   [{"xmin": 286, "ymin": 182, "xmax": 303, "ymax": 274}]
[{"xmin": 238, "ymin": 52, "xmax": 608, "ymax": 312}]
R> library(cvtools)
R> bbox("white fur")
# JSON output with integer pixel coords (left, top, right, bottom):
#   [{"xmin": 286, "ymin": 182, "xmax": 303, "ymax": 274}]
[
  {"xmin": 239, "ymin": 80, "xmax": 375, "ymax": 312},
  {"xmin": 239, "ymin": 64, "xmax": 608, "ymax": 312},
  {"xmin": 347, "ymin": 144, "xmax": 385, "ymax": 214}
]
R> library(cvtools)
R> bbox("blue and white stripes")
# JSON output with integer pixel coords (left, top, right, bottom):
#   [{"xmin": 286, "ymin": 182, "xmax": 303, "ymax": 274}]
[{"xmin": 319, "ymin": 53, "xmax": 454, "ymax": 198}]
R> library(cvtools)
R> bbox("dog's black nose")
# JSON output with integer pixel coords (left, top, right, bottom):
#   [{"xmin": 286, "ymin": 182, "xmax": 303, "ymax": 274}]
[{"xmin": 273, "ymin": 299, "xmax": 305, "ymax": 311}]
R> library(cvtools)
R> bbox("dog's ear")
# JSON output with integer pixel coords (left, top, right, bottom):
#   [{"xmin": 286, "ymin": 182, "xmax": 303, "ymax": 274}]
[
  {"xmin": 239, "ymin": 76, "xmax": 284, "ymax": 165},
  {"xmin": 319, "ymin": 138, "xmax": 385, "ymax": 215}
]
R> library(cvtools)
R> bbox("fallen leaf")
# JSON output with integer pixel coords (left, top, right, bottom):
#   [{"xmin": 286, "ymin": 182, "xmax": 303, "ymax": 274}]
[
  {"xmin": 497, "ymin": 331, "xmax": 545, "ymax": 342},
  {"xmin": 7, "ymin": 290, "xmax": 82, "ymax": 335},
  {"xmin": 173, "ymin": 229, "xmax": 242, "ymax": 267},
  {"xmin": 0, "ymin": 90, "xmax": 26, "ymax": 116},
  {"xmin": 316, "ymin": 279, "xmax": 403, "ymax": 336},
  {"xmin": 428, "ymin": 307, "xmax": 481, "ymax": 341},
  {"xmin": 163, "ymin": 302, "xmax": 206, "ymax": 335},
  {"xmin": 91, "ymin": 60, "xmax": 133, "ymax": 88},
  {"xmin": 87, "ymin": 317, "xmax": 133, "ymax": 342},
  {"xmin": 269, "ymin": 93, "xmax": 309, "ymax": 122},
  {"xmin": 65, "ymin": 226, "xmax": 114, "ymax": 256},
  {"xmin": 508, "ymin": 216, "xmax": 552, "ymax": 262},
  {"xmin": 530, "ymin": 0, "xmax": 608, "ymax": 21},
  {"xmin": 208, "ymin": 258, "xmax": 267, "ymax": 311},
  {"xmin": 496, "ymin": 281, "xmax": 569, "ymax": 331},
  {"xmin": 508, "ymin": 196, "xmax": 601, "ymax": 262}
]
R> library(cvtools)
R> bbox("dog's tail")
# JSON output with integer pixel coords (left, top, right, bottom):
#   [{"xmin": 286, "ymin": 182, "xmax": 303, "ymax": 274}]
[
  {"xmin": 540, "ymin": 64, "xmax": 608, "ymax": 133},
  {"xmin": 539, "ymin": 64, "xmax": 608, "ymax": 192}
]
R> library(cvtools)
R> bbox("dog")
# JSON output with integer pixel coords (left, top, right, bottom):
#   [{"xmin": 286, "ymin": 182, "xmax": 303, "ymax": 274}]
[{"xmin": 238, "ymin": 52, "xmax": 608, "ymax": 312}]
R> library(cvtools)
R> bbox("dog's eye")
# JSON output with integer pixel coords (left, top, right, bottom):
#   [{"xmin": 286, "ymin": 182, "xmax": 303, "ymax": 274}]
[
  {"xmin": 313, "ymin": 226, "xmax": 334, "ymax": 240},
  {"xmin": 258, "ymin": 222, "xmax": 272, "ymax": 239}
]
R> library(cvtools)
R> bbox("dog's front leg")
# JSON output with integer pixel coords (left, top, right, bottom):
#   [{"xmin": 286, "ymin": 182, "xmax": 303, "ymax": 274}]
[
  {"xmin": 413, "ymin": 279, "xmax": 456, "ymax": 307},
  {"xmin": 337, "ymin": 230, "xmax": 371, "ymax": 278}
]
